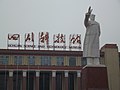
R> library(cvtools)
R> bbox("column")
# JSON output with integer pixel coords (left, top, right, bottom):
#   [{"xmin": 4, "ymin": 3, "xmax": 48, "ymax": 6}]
[
  {"xmin": 64, "ymin": 71, "xmax": 68, "ymax": 90},
  {"xmin": 22, "ymin": 71, "xmax": 26, "ymax": 90},
  {"xmin": 35, "ymin": 71, "xmax": 40, "ymax": 90},
  {"xmin": 51, "ymin": 71, "xmax": 56, "ymax": 90},
  {"xmin": 77, "ymin": 71, "xmax": 81, "ymax": 90},
  {"xmin": 8, "ymin": 71, "xmax": 13, "ymax": 90}
]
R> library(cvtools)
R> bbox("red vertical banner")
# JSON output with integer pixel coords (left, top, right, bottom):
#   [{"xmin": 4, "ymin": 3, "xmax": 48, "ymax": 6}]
[
  {"xmin": 38, "ymin": 32, "xmax": 49, "ymax": 50},
  {"xmin": 24, "ymin": 32, "xmax": 34, "ymax": 50},
  {"xmin": 53, "ymin": 33, "xmax": 66, "ymax": 50},
  {"xmin": 7, "ymin": 34, "xmax": 20, "ymax": 49}
]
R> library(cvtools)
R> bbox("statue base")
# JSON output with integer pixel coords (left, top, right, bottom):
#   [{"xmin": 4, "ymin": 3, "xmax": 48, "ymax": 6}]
[{"xmin": 81, "ymin": 65, "xmax": 109, "ymax": 90}]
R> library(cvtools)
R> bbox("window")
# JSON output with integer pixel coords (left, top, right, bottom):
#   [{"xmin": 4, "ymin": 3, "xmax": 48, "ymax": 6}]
[
  {"xmin": 56, "ymin": 56, "xmax": 64, "ymax": 66},
  {"xmin": 14, "ymin": 56, "xmax": 22, "ymax": 65},
  {"xmin": 69, "ymin": 56, "xmax": 76, "ymax": 66},
  {"xmin": 28, "ymin": 56, "xmax": 35, "ymax": 65},
  {"xmin": 41, "ymin": 56, "xmax": 51, "ymax": 66},
  {"xmin": 0, "ymin": 56, "xmax": 9, "ymax": 65},
  {"xmin": 81, "ymin": 57, "xmax": 87, "ymax": 66}
]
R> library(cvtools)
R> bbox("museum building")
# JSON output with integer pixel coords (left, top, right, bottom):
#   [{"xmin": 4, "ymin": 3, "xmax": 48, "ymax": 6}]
[{"xmin": 0, "ymin": 44, "xmax": 120, "ymax": 90}]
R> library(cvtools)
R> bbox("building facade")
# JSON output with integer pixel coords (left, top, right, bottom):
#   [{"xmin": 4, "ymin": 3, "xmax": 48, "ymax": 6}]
[{"xmin": 0, "ymin": 44, "xmax": 120, "ymax": 90}]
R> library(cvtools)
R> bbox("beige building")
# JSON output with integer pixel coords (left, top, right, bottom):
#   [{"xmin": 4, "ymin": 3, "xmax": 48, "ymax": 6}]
[
  {"xmin": 101, "ymin": 44, "xmax": 120, "ymax": 90},
  {"xmin": 0, "ymin": 44, "xmax": 119, "ymax": 90}
]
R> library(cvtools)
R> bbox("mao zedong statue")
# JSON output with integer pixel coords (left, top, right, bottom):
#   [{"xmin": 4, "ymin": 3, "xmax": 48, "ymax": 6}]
[{"xmin": 83, "ymin": 6, "xmax": 101, "ymax": 65}]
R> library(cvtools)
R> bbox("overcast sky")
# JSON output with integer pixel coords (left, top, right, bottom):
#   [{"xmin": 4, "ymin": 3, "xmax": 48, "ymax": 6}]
[{"xmin": 0, "ymin": 0, "xmax": 120, "ymax": 50}]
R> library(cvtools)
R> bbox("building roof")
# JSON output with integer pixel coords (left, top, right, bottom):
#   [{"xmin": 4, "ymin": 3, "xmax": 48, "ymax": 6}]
[{"xmin": 0, "ymin": 49, "xmax": 82, "ymax": 56}]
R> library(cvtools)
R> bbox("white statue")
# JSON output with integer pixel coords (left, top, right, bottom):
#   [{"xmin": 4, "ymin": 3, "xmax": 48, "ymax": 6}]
[{"xmin": 83, "ymin": 6, "xmax": 101, "ymax": 65}]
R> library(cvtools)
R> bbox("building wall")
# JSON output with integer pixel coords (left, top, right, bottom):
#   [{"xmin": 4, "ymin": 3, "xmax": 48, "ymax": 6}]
[
  {"xmin": 0, "ymin": 44, "xmax": 120, "ymax": 90},
  {"xmin": 101, "ymin": 44, "xmax": 120, "ymax": 90}
]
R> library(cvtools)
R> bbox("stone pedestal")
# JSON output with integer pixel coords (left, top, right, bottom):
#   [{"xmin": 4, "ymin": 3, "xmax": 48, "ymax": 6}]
[{"xmin": 81, "ymin": 65, "xmax": 109, "ymax": 90}]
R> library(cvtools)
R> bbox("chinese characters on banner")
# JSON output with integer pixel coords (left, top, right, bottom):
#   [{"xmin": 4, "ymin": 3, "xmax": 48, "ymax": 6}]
[
  {"xmin": 69, "ymin": 34, "xmax": 81, "ymax": 50},
  {"xmin": 53, "ymin": 33, "xmax": 66, "ymax": 50},
  {"xmin": 38, "ymin": 32, "xmax": 49, "ymax": 49},
  {"xmin": 24, "ymin": 32, "xmax": 34, "ymax": 49},
  {"xmin": 8, "ymin": 34, "xmax": 20, "ymax": 40},
  {"xmin": 7, "ymin": 32, "xmax": 81, "ymax": 50},
  {"xmin": 7, "ymin": 34, "xmax": 21, "ymax": 49}
]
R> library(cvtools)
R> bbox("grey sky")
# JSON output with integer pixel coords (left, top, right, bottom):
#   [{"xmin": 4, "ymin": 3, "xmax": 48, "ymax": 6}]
[{"xmin": 0, "ymin": 0, "xmax": 120, "ymax": 50}]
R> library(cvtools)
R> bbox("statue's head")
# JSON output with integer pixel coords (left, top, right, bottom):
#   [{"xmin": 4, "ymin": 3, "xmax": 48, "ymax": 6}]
[{"xmin": 90, "ymin": 14, "xmax": 95, "ymax": 21}]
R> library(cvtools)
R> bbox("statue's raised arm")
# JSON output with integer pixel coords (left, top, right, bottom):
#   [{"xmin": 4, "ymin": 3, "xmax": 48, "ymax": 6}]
[{"xmin": 84, "ymin": 6, "xmax": 93, "ymax": 27}]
